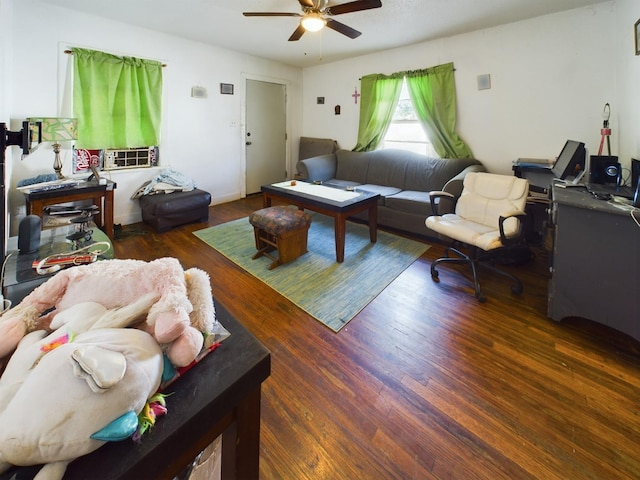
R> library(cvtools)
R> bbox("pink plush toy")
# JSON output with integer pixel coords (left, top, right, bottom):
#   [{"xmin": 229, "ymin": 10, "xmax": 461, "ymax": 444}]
[{"xmin": 0, "ymin": 257, "xmax": 216, "ymax": 368}]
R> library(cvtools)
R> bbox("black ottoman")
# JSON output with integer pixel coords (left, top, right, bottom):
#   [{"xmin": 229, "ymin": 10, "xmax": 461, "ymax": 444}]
[{"xmin": 139, "ymin": 189, "xmax": 211, "ymax": 232}]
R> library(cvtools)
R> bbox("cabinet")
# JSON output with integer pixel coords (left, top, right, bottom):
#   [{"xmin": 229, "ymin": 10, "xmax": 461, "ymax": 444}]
[{"xmin": 548, "ymin": 185, "xmax": 640, "ymax": 341}]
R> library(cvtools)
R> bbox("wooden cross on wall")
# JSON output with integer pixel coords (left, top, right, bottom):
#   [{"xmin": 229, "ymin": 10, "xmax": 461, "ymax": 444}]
[{"xmin": 352, "ymin": 87, "xmax": 360, "ymax": 104}]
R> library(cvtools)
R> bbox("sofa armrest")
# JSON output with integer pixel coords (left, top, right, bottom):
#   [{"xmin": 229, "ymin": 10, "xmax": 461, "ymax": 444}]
[
  {"xmin": 296, "ymin": 153, "xmax": 337, "ymax": 181},
  {"xmin": 442, "ymin": 164, "xmax": 487, "ymax": 199}
]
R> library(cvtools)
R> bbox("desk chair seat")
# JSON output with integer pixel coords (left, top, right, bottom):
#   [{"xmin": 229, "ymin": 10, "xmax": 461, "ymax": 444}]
[{"xmin": 426, "ymin": 172, "xmax": 529, "ymax": 302}]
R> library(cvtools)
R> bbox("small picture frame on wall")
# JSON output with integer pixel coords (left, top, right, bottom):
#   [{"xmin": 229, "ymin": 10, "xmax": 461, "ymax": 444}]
[
  {"xmin": 635, "ymin": 18, "xmax": 640, "ymax": 55},
  {"xmin": 220, "ymin": 83, "xmax": 234, "ymax": 95}
]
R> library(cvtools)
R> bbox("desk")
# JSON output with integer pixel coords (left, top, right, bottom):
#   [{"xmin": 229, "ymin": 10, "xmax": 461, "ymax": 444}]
[
  {"xmin": 0, "ymin": 301, "xmax": 271, "ymax": 480},
  {"xmin": 548, "ymin": 185, "xmax": 640, "ymax": 341},
  {"xmin": 22, "ymin": 180, "xmax": 116, "ymax": 240},
  {"xmin": 512, "ymin": 160, "xmax": 555, "ymax": 194}
]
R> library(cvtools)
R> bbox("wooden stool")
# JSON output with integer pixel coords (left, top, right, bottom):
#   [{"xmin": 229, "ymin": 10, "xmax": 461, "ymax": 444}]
[{"xmin": 248, "ymin": 206, "xmax": 312, "ymax": 270}]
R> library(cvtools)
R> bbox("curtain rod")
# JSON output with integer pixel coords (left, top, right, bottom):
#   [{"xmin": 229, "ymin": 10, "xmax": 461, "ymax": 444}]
[
  {"xmin": 358, "ymin": 66, "xmax": 456, "ymax": 80},
  {"xmin": 64, "ymin": 49, "xmax": 167, "ymax": 67}
]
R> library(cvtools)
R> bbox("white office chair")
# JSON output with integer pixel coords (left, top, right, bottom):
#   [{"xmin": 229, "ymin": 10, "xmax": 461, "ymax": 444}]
[{"xmin": 426, "ymin": 172, "xmax": 529, "ymax": 302}]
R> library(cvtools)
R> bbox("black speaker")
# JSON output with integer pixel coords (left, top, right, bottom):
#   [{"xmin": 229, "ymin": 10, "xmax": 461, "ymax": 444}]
[
  {"xmin": 18, "ymin": 215, "xmax": 41, "ymax": 254},
  {"xmin": 589, "ymin": 156, "xmax": 620, "ymax": 184}
]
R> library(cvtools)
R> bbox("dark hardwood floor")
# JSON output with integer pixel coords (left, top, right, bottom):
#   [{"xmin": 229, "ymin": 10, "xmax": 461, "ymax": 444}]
[{"xmin": 114, "ymin": 195, "xmax": 640, "ymax": 480}]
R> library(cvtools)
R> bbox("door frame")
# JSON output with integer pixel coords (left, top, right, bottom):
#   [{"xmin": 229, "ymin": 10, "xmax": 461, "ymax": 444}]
[{"xmin": 240, "ymin": 73, "xmax": 292, "ymax": 198}]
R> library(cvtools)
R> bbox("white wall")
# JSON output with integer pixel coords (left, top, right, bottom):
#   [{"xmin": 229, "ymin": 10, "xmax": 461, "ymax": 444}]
[
  {"xmin": 302, "ymin": 3, "xmax": 618, "ymax": 175},
  {"xmin": 5, "ymin": 0, "xmax": 639, "ymax": 233},
  {"xmin": 616, "ymin": 0, "xmax": 640, "ymax": 164},
  {"xmin": 0, "ymin": 0, "xmax": 11, "ymax": 121},
  {"xmin": 6, "ymin": 0, "xmax": 303, "ymax": 231}
]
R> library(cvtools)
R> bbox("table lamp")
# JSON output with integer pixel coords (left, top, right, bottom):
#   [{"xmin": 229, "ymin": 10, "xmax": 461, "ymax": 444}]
[{"xmin": 29, "ymin": 117, "xmax": 78, "ymax": 179}]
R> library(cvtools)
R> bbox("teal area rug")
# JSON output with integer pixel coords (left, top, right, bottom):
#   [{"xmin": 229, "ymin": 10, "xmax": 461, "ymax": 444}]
[{"xmin": 194, "ymin": 214, "xmax": 429, "ymax": 332}]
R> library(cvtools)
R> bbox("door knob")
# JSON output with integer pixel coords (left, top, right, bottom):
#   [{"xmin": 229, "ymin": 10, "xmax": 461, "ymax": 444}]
[{"xmin": 246, "ymin": 141, "xmax": 252, "ymax": 145}]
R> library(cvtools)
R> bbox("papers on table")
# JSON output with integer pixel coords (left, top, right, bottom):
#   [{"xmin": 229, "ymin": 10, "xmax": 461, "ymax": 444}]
[{"xmin": 16, "ymin": 179, "xmax": 80, "ymax": 194}]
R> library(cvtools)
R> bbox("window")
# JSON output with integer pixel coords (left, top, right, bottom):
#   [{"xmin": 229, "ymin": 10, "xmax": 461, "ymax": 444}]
[
  {"xmin": 382, "ymin": 78, "xmax": 436, "ymax": 156},
  {"xmin": 72, "ymin": 48, "xmax": 163, "ymax": 172}
]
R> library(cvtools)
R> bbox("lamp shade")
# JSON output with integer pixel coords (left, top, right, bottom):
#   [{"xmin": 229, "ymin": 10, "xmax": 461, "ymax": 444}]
[{"xmin": 29, "ymin": 117, "xmax": 78, "ymax": 143}]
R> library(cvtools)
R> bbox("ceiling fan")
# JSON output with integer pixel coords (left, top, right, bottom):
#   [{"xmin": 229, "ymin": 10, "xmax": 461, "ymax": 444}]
[{"xmin": 243, "ymin": 0, "xmax": 382, "ymax": 41}]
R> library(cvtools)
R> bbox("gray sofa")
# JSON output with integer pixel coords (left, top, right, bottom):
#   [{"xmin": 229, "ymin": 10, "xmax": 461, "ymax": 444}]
[{"xmin": 296, "ymin": 149, "xmax": 485, "ymax": 237}]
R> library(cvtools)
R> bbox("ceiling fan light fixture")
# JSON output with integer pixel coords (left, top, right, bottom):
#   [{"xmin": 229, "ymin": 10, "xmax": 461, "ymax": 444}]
[{"xmin": 301, "ymin": 13, "xmax": 326, "ymax": 32}]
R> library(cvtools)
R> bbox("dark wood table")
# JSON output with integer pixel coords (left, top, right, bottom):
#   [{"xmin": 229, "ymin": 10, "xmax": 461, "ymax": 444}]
[
  {"xmin": 0, "ymin": 301, "xmax": 271, "ymax": 480},
  {"xmin": 261, "ymin": 182, "xmax": 380, "ymax": 262},
  {"xmin": 22, "ymin": 180, "xmax": 117, "ymax": 240}
]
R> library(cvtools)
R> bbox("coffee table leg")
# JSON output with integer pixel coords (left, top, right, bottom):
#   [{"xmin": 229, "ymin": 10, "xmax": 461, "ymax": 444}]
[
  {"xmin": 368, "ymin": 203, "xmax": 378, "ymax": 243},
  {"xmin": 335, "ymin": 215, "xmax": 346, "ymax": 263}
]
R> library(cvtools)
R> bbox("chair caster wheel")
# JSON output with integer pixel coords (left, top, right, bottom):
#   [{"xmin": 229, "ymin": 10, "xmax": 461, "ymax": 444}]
[
  {"xmin": 476, "ymin": 292, "xmax": 487, "ymax": 302},
  {"xmin": 430, "ymin": 266, "xmax": 439, "ymax": 282},
  {"xmin": 511, "ymin": 284, "xmax": 523, "ymax": 295}
]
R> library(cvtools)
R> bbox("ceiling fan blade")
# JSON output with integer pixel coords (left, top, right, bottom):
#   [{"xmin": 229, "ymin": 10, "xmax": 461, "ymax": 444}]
[
  {"xmin": 243, "ymin": 12, "xmax": 302, "ymax": 17},
  {"xmin": 288, "ymin": 24, "xmax": 306, "ymax": 41},
  {"xmin": 327, "ymin": 0, "xmax": 382, "ymax": 16},
  {"xmin": 325, "ymin": 18, "xmax": 361, "ymax": 39},
  {"xmin": 297, "ymin": 0, "xmax": 315, "ymax": 8}
]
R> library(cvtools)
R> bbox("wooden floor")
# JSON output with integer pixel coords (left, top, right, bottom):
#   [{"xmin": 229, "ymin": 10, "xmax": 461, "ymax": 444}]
[{"xmin": 114, "ymin": 195, "xmax": 640, "ymax": 480}]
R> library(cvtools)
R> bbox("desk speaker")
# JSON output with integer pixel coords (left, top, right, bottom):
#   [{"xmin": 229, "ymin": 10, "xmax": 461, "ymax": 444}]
[
  {"xmin": 18, "ymin": 215, "xmax": 41, "ymax": 254},
  {"xmin": 589, "ymin": 156, "xmax": 620, "ymax": 184}
]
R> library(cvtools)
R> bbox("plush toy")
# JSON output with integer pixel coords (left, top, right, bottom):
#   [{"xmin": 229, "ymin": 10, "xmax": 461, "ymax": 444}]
[
  {"xmin": 0, "ymin": 297, "xmax": 165, "ymax": 480},
  {"xmin": 0, "ymin": 257, "xmax": 216, "ymax": 368},
  {"xmin": 0, "ymin": 258, "xmax": 224, "ymax": 479}
]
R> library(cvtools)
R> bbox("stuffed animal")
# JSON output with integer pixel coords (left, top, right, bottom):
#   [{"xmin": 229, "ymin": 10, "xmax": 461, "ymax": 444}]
[
  {"xmin": 0, "ymin": 297, "xmax": 165, "ymax": 480},
  {"xmin": 0, "ymin": 258, "xmax": 223, "ymax": 479},
  {"xmin": 0, "ymin": 257, "xmax": 216, "ymax": 368}
]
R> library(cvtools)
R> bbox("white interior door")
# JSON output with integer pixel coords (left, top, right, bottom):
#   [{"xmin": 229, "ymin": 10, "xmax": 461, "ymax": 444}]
[{"xmin": 245, "ymin": 79, "xmax": 286, "ymax": 194}]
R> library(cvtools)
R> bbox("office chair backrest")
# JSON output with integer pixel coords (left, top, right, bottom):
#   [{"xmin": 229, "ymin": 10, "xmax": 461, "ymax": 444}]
[{"xmin": 456, "ymin": 172, "xmax": 529, "ymax": 235}]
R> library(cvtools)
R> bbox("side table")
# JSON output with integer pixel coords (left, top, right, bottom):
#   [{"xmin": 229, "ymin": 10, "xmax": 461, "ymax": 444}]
[
  {"xmin": 22, "ymin": 180, "xmax": 117, "ymax": 240},
  {"xmin": 2, "ymin": 225, "xmax": 114, "ymax": 305},
  {"xmin": 0, "ymin": 300, "xmax": 271, "ymax": 480}
]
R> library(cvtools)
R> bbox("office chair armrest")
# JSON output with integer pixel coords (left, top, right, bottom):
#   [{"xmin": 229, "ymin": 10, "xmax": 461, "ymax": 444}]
[
  {"xmin": 428, "ymin": 190, "xmax": 456, "ymax": 216},
  {"xmin": 498, "ymin": 212, "xmax": 527, "ymax": 246}
]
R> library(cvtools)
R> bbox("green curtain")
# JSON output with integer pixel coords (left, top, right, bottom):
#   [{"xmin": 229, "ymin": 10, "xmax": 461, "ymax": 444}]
[
  {"xmin": 406, "ymin": 63, "xmax": 473, "ymax": 158},
  {"xmin": 353, "ymin": 73, "xmax": 403, "ymax": 152},
  {"xmin": 72, "ymin": 48, "xmax": 163, "ymax": 149}
]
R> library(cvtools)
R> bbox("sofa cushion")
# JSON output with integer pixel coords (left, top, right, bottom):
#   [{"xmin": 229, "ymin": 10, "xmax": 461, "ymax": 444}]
[
  {"xmin": 335, "ymin": 150, "xmax": 370, "ymax": 183},
  {"xmin": 364, "ymin": 150, "xmax": 422, "ymax": 189},
  {"xmin": 297, "ymin": 154, "xmax": 337, "ymax": 182},
  {"xmin": 358, "ymin": 184, "xmax": 403, "ymax": 205},
  {"xmin": 384, "ymin": 190, "xmax": 431, "ymax": 215},
  {"xmin": 404, "ymin": 157, "xmax": 482, "ymax": 192}
]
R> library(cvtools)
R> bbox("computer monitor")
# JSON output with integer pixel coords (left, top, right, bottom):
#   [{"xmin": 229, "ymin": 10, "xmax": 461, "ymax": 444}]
[{"xmin": 551, "ymin": 140, "xmax": 586, "ymax": 180}]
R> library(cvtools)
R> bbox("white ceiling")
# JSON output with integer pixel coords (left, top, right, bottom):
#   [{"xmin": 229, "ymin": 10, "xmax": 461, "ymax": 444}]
[{"xmin": 39, "ymin": 0, "xmax": 609, "ymax": 68}]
